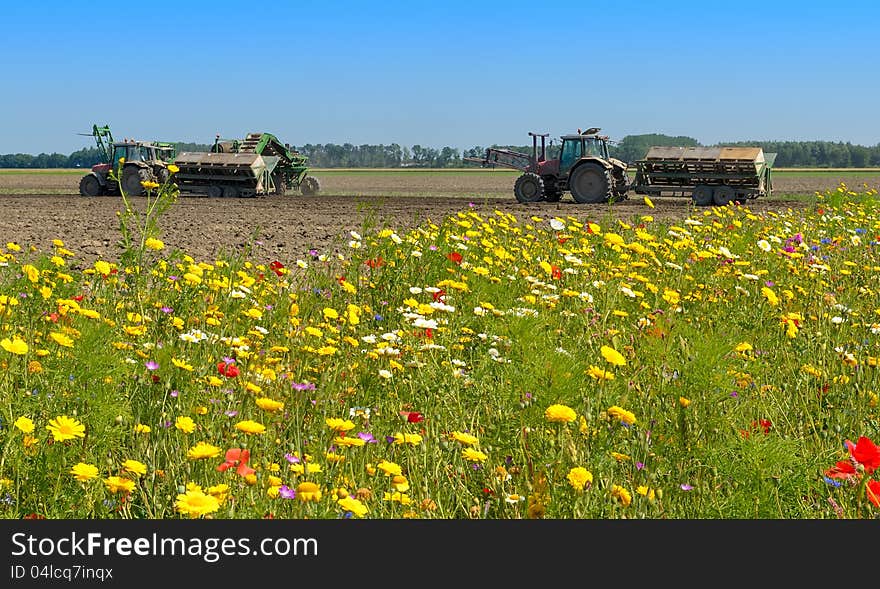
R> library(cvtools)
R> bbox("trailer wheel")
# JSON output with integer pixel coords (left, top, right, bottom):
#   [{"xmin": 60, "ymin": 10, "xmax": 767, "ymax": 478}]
[
  {"xmin": 156, "ymin": 167, "xmax": 171, "ymax": 185},
  {"xmin": 272, "ymin": 171, "xmax": 286, "ymax": 196},
  {"xmin": 222, "ymin": 186, "xmax": 239, "ymax": 198},
  {"xmin": 301, "ymin": 176, "xmax": 320, "ymax": 196},
  {"xmin": 713, "ymin": 186, "xmax": 736, "ymax": 206},
  {"xmin": 514, "ymin": 172, "xmax": 545, "ymax": 203},
  {"xmin": 692, "ymin": 185, "xmax": 713, "ymax": 206},
  {"xmin": 569, "ymin": 163, "xmax": 611, "ymax": 204},
  {"xmin": 207, "ymin": 185, "xmax": 223, "ymax": 198},
  {"xmin": 79, "ymin": 174, "xmax": 103, "ymax": 196}
]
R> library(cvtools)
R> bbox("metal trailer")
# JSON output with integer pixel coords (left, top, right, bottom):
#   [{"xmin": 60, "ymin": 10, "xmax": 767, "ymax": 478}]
[
  {"xmin": 171, "ymin": 151, "xmax": 280, "ymax": 198},
  {"xmin": 631, "ymin": 146, "xmax": 777, "ymax": 206}
]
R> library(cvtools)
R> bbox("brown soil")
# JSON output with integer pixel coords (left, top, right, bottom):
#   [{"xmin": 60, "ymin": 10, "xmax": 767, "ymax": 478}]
[{"xmin": 1, "ymin": 171, "xmax": 874, "ymax": 266}]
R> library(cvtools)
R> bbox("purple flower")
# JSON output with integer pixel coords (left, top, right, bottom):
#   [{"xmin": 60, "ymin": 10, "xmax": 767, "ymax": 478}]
[
  {"xmin": 160, "ymin": 306, "xmax": 173, "ymax": 314},
  {"xmin": 636, "ymin": 462, "xmax": 645, "ymax": 470},
  {"xmin": 284, "ymin": 453, "xmax": 300, "ymax": 464},
  {"xmin": 224, "ymin": 410, "xmax": 238, "ymax": 418},
  {"xmin": 278, "ymin": 485, "xmax": 296, "ymax": 499},
  {"xmin": 170, "ymin": 390, "xmax": 179, "ymax": 398},
  {"xmin": 291, "ymin": 382, "xmax": 315, "ymax": 391},
  {"xmin": 357, "ymin": 431, "xmax": 377, "ymax": 444},
  {"xmin": 429, "ymin": 245, "xmax": 438, "ymax": 251},
  {"xmin": 764, "ymin": 281, "xmax": 775, "ymax": 287},
  {"xmin": 385, "ymin": 435, "xmax": 396, "ymax": 444},
  {"xmin": 222, "ymin": 356, "xmax": 235, "ymax": 365},
  {"xmin": 680, "ymin": 483, "xmax": 694, "ymax": 491},
  {"xmin": 145, "ymin": 361, "xmax": 159, "ymax": 370}
]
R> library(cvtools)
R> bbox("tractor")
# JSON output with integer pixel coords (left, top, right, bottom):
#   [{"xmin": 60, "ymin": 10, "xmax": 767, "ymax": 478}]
[
  {"xmin": 466, "ymin": 128, "xmax": 629, "ymax": 204},
  {"xmin": 78, "ymin": 124, "xmax": 176, "ymax": 197}
]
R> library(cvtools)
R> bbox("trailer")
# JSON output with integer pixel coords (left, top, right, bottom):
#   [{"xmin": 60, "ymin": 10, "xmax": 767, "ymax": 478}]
[
  {"xmin": 631, "ymin": 146, "xmax": 776, "ymax": 206},
  {"xmin": 171, "ymin": 132, "xmax": 320, "ymax": 198}
]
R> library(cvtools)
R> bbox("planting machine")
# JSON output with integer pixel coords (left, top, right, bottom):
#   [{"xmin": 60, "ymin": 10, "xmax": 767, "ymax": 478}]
[
  {"xmin": 171, "ymin": 132, "xmax": 320, "ymax": 198},
  {"xmin": 467, "ymin": 128, "xmax": 775, "ymax": 206},
  {"xmin": 78, "ymin": 124, "xmax": 176, "ymax": 196}
]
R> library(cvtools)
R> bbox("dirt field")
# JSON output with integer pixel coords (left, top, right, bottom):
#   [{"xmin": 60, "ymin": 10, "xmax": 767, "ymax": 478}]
[{"xmin": 1, "ymin": 170, "xmax": 877, "ymax": 265}]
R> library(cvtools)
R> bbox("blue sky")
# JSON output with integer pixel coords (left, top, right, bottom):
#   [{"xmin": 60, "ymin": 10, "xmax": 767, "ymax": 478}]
[{"xmin": 2, "ymin": 0, "xmax": 878, "ymax": 155}]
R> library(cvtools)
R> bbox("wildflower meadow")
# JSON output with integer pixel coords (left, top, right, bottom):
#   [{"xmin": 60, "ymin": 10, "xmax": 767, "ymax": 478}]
[{"xmin": 2, "ymin": 173, "xmax": 880, "ymax": 520}]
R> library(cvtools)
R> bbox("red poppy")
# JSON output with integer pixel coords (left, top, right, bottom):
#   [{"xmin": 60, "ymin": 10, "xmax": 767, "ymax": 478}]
[
  {"xmin": 849, "ymin": 436, "xmax": 880, "ymax": 473},
  {"xmin": 446, "ymin": 252, "xmax": 463, "ymax": 264},
  {"xmin": 269, "ymin": 261, "xmax": 285, "ymax": 276},
  {"xmin": 22, "ymin": 513, "xmax": 46, "ymax": 519},
  {"xmin": 217, "ymin": 361, "xmax": 239, "ymax": 378},
  {"xmin": 551, "ymin": 265, "xmax": 562, "ymax": 280},
  {"xmin": 400, "ymin": 411, "xmax": 425, "ymax": 424},
  {"xmin": 867, "ymin": 480, "xmax": 880, "ymax": 507},
  {"xmin": 217, "ymin": 448, "xmax": 255, "ymax": 477},
  {"xmin": 365, "ymin": 257, "xmax": 385, "ymax": 269},
  {"xmin": 557, "ymin": 237, "xmax": 568, "ymax": 245},
  {"xmin": 432, "ymin": 289, "xmax": 446, "ymax": 303},
  {"xmin": 825, "ymin": 460, "xmax": 858, "ymax": 480},
  {"xmin": 72, "ymin": 295, "xmax": 84, "ymax": 302}
]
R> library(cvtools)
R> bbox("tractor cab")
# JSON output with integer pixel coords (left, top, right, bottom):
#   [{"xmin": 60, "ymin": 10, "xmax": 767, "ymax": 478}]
[{"xmin": 559, "ymin": 128, "xmax": 610, "ymax": 174}]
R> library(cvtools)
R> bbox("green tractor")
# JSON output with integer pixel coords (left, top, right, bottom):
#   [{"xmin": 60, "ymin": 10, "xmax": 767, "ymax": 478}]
[{"xmin": 78, "ymin": 124, "xmax": 176, "ymax": 196}]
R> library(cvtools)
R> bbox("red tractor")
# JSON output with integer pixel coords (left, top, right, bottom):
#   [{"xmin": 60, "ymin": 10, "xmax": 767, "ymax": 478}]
[
  {"xmin": 78, "ymin": 124, "xmax": 175, "ymax": 197},
  {"xmin": 466, "ymin": 128, "xmax": 629, "ymax": 204}
]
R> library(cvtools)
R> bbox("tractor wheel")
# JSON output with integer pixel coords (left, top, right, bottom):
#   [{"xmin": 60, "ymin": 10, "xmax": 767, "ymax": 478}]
[
  {"xmin": 222, "ymin": 185, "xmax": 239, "ymax": 198},
  {"xmin": 713, "ymin": 186, "xmax": 737, "ymax": 206},
  {"xmin": 301, "ymin": 176, "xmax": 320, "ymax": 196},
  {"xmin": 691, "ymin": 185, "xmax": 714, "ymax": 206},
  {"xmin": 156, "ymin": 167, "xmax": 171, "ymax": 185},
  {"xmin": 79, "ymin": 174, "xmax": 103, "ymax": 196},
  {"xmin": 514, "ymin": 172, "xmax": 544, "ymax": 203},
  {"xmin": 272, "ymin": 171, "xmax": 286, "ymax": 196},
  {"xmin": 121, "ymin": 167, "xmax": 152, "ymax": 196},
  {"xmin": 569, "ymin": 163, "xmax": 612, "ymax": 204}
]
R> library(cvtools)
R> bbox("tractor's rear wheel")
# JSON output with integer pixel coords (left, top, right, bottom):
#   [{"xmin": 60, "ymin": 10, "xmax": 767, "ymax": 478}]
[
  {"xmin": 121, "ymin": 167, "xmax": 152, "ymax": 196},
  {"xmin": 301, "ymin": 176, "xmax": 320, "ymax": 196},
  {"xmin": 79, "ymin": 174, "xmax": 103, "ymax": 196},
  {"xmin": 514, "ymin": 172, "xmax": 544, "ymax": 203},
  {"xmin": 569, "ymin": 163, "xmax": 612, "ymax": 204},
  {"xmin": 156, "ymin": 167, "xmax": 171, "ymax": 185}
]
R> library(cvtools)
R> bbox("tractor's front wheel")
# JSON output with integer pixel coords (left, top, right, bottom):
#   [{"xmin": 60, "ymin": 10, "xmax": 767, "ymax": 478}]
[
  {"xmin": 79, "ymin": 174, "xmax": 103, "ymax": 196},
  {"xmin": 121, "ymin": 167, "xmax": 152, "ymax": 196},
  {"xmin": 301, "ymin": 176, "xmax": 320, "ymax": 196},
  {"xmin": 514, "ymin": 172, "xmax": 544, "ymax": 203},
  {"xmin": 569, "ymin": 163, "xmax": 612, "ymax": 204}
]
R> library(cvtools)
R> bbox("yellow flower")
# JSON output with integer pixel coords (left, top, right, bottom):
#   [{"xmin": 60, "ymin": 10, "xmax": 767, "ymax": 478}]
[
  {"xmin": 255, "ymin": 397, "xmax": 284, "ymax": 412},
  {"xmin": 296, "ymin": 482, "xmax": 322, "ymax": 502},
  {"xmin": 134, "ymin": 423, "xmax": 151, "ymax": 434},
  {"xmin": 761, "ymin": 287, "xmax": 779, "ymax": 306},
  {"xmin": 325, "ymin": 417, "xmax": 355, "ymax": 432},
  {"xmin": 383, "ymin": 491, "xmax": 412, "ymax": 505},
  {"xmin": 70, "ymin": 462, "xmax": 99, "ymax": 482},
  {"xmin": 145, "ymin": 238, "xmax": 165, "ymax": 250},
  {"xmin": 14, "ymin": 416, "xmax": 35, "ymax": 434},
  {"xmin": 393, "ymin": 432, "xmax": 422, "ymax": 446},
  {"xmin": 47, "ymin": 415, "xmax": 85, "ymax": 441},
  {"xmin": 644, "ymin": 196, "xmax": 655, "ymax": 209},
  {"xmin": 140, "ymin": 180, "xmax": 160, "ymax": 190},
  {"xmin": 587, "ymin": 365, "xmax": 615, "ymax": 380},
  {"xmin": 338, "ymin": 496, "xmax": 368, "ymax": 517},
  {"xmin": 104, "ymin": 476, "xmax": 135, "ymax": 494},
  {"xmin": 544, "ymin": 403, "xmax": 577, "ymax": 423},
  {"xmin": 235, "ymin": 420, "xmax": 266, "ymax": 435},
  {"xmin": 607, "ymin": 405, "xmax": 637, "ymax": 426},
  {"xmin": 611, "ymin": 485, "xmax": 632, "ymax": 506},
  {"xmin": 1, "ymin": 336, "xmax": 28, "ymax": 355},
  {"xmin": 450, "ymin": 431, "xmax": 479, "ymax": 446},
  {"xmin": 462, "ymin": 448, "xmax": 488, "ymax": 462},
  {"xmin": 94, "ymin": 260, "xmax": 112, "ymax": 276},
  {"xmin": 600, "ymin": 345, "xmax": 626, "ymax": 367},
  {"xmin": 175, "ymin": 416, "xmax": 196, "ymax": 434},
  {"xmin": 679, "ymin": 396, "xmax": 691, "ymax": 408},
  {"xmin": 122, "ymin": 460, "xmax": 147, "ymax": 476},
  {"xmin": 49, "ymin": 331, "xmax": 74, "ymax": 347},
  {"xmin": 175, "ymin": 489, "xmax": 220, "ymax": 518},
  {"xmin": 187, "ymin": 441, "xmax": 222, "ymax": 460},
  {"xmin": 377, "ymin": 460, "xmax": 402, "ymax": 476},
  {"xmin": 167, "ymin": 164, "xmax": 179, "ymax": 174},
  {"xmin": 391, "ymin": 475, "xmax": 410, "ymax": 492},
  {"xmin": 734, "ymin": 342, "xmax": 753, "ymax": 353},
  {"xmin": 567, "ymin": 467, "xmax": 593, "ymax": 491},
  {"xmin": 334, "ymin": 435, "xmax": 366, "ymax": 447}
]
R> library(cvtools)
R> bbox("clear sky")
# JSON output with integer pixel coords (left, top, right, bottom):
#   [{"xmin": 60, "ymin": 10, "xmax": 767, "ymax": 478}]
[{"xmin": 2, "ymin": 0, "xmax": 878, "ymax": 155}]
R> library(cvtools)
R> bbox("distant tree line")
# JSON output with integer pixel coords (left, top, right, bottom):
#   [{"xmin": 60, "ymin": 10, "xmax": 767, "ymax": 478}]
[{"xmin": 3, "ymin": 135, "xmax": 880, "ymax": 168}]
